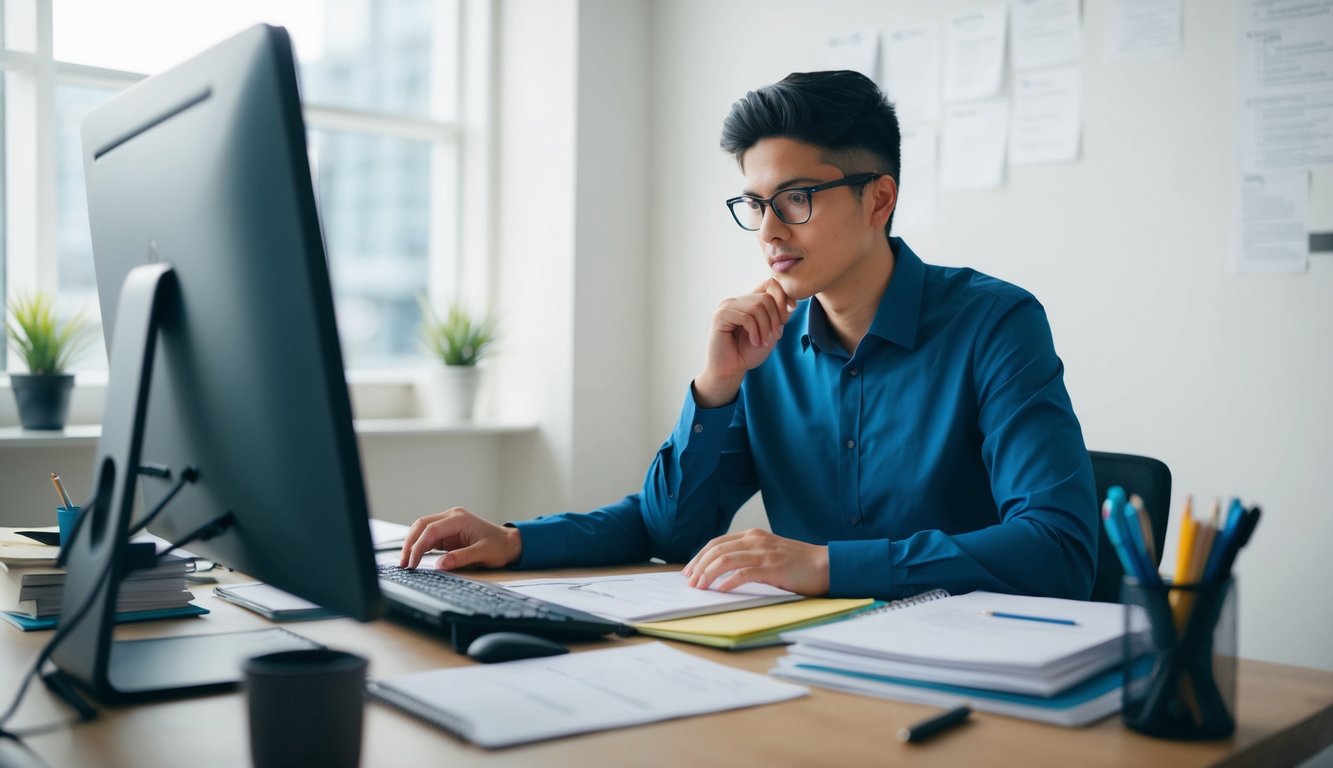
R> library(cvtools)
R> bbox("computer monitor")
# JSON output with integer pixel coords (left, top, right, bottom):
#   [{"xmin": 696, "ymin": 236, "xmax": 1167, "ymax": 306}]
[{"xmin": 51, "ymin": 24, "xmax": 382, "ymax": 702}]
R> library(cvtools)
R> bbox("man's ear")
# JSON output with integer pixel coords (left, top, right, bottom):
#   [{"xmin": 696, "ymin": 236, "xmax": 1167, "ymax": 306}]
[{"xmin": 869, "ymin": 175, "xmax": 897, "ymax": 228}]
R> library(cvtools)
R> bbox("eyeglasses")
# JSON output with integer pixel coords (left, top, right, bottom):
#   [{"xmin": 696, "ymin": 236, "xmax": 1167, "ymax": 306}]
[{"xmin": 724, "ymin": 172, "xmax": 883, "ymax": 231}]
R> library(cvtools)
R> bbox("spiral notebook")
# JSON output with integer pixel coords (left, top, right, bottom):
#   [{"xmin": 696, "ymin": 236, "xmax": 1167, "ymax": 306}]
[{"xmin": 771, "ymin": 590, "xmax": 1137, "ymax": 726}]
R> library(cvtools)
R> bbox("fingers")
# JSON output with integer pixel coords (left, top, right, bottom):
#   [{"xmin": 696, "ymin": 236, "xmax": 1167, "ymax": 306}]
[
  {"xmin": 753, "ymin": 278, "xmax": 796, "ymax": 314},
  {"xmin": 435, "ymin": 541, "xmax": 485, "ymax": 571},
  {"xmin": 717, "ymin": 306, "xmax": 767, "ymax": 349},
  {"xmin": 713, "ymin": 567, "xmax": 774, "ymax": 593},
  {"xmin": 682, "ymin": 529, "xmax": 829, "ymax": 595},
  {"xmin": 685, "ymin": 529, "xmax": 771, "ymax": 590},
  {"xmin": 683, "ymin": 531, "xmax": 744, "ymax": 578},
  {"xmin": 716, "ymin": 291, "xmax": 788, "ymax": 349},
  {"xmin": 401, "ymin": 507, "xmax": 470, "ymax": 569}
]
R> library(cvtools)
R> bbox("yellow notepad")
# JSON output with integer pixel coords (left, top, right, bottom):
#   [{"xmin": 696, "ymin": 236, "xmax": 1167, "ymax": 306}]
[{"xmin": 633, "ymin": 598, "xmax": 876, "ymax": 650}]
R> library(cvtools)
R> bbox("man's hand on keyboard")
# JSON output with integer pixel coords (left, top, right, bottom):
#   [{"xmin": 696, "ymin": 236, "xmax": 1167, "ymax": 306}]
[{"xmin": 400, "ymin": 507, "xmax": 523, "ymax": 571}]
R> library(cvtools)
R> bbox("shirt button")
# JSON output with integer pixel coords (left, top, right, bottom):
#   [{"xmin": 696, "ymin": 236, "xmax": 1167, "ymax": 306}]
[
  {"xmin": 849, "ymin": 368, "xmax": 859, "ymax": 377},
  {"xmin": 846, "ymin": 439, "xmax": 855, "ymax": 449},
  {"xmin": 693, "ymin": 424, "xmax": 703, "ymax": 433},
  {"xmin": 850, "ymin": 517, "xmax": 861, "ymax": 526}
]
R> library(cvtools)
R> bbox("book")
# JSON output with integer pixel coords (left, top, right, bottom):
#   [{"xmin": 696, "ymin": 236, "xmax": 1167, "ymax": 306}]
[
  {"xmin": 0, "ymin": 604, "xmax": 209, "ymax": 632},
  {"xmin": 368, "ymin": 642, "xmax": 808, "ymax": 748},
  {"xmin": 0, "ymin": 527, "xmax": 60, "ymax": 567},
  {"xmin": 501, "ymin": 571, "xmax": 802, "ymax": 623},
  {"xmin": 782, "ymin": 591, "xmax": 1129, "ymax": 679},
  {"xmin": 772, "ymin": 590, "xmax": 1145, "ymax": 727},
  {"xmin": 2, "ymin": 546, "xmax": 197, "ymax": 621},
  {"xmin": 770, "ymin": 655, "xmax": 1149, "ymax": 727},
  {"xmin": 214, "ymin": 582, "xmax": 340, "ymax": 622},
  {"xmin": 633, "ymin": 598, "xmax": 878, "ymax": 650}
]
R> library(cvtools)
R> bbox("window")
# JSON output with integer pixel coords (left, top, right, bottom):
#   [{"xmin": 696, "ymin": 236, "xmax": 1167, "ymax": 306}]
[{"xmin": 2, "ymin": 0, "xmax": 484, "ymax": 372}]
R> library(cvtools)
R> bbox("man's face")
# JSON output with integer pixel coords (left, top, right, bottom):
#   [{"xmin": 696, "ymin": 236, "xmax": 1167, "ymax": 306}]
[{"xmin": 738, "ymin": 137, "xmax": 889, "ymax": 301}]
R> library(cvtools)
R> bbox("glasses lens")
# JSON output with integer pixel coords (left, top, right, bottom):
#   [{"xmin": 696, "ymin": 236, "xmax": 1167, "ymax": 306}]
[
  {"xmin": 731, "ymin": 198, "xmax": 763, "ymax": 230},
  {"xmin": 772, "ymin": 190, "xmax": 811, "ymax": 225}
]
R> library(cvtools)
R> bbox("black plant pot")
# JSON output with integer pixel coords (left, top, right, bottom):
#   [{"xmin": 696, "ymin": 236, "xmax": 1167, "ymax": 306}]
[{"xmin": 9, "ymin": 373, "xmax": 76, "ymax": 430}]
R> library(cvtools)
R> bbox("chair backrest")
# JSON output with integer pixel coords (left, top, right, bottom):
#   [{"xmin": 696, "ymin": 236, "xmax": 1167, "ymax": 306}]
[{"xmin": 1088, "ymin": 451, "xmax": 1171, "ymax": 603}]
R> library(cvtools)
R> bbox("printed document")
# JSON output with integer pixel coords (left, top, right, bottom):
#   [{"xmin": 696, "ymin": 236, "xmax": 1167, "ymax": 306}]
[
  {"xmin": 502, "ymin": 571, "xmax": 799, "ymax": 623},
  {"xmin": 369, "ymin": 642, "xmax": 808, "ymax": 747}
]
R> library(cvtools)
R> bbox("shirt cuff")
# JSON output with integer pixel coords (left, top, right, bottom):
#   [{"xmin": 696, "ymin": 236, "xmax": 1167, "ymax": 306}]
[
  {"xmin": 671, "ymin": 384, "xmax": 738, "ymax": 451},
  {"xmin": 507, "ymin": 518, "xmax": 564, "ymax": 570},
  {"xmin": 828, "ymin": 539, "xmax": 895, "ymax": 598}
]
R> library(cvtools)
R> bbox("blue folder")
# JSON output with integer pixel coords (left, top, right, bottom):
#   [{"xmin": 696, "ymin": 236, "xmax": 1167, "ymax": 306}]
[{"xmin": 0, "ymin": 603, "xmax": 209, "ymax": 632}]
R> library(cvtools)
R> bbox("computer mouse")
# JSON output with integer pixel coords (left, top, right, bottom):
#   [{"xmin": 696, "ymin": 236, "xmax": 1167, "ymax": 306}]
[{"xmin": 465, "ymin": 632, "xmax": 570, "ymax": 664}]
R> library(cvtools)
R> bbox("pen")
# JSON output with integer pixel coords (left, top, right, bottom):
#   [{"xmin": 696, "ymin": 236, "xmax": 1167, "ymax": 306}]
[
  {"xmin": 897, "ymin": 705, "xmax": 971, "ymax": 743},
  {"xmin": 1102, "ymin": 499, "xmax": 1139, "ymax": 579},
  {"xmin": 50, "ymin": 472, "xmax": 74, "ymax": 509},
  {"xmin": 1129, "ymin": 493, "xmax": 1156, "ymax": 565},
  {"xmin": 981, "ymin": 611, "xmax": 1078, "ymax": 626}
]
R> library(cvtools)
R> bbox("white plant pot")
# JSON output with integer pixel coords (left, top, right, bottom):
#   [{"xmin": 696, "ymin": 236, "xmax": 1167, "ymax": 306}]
[{"xmin": 421, "ymin": 365, "xmax": 482, "ymax": 422}]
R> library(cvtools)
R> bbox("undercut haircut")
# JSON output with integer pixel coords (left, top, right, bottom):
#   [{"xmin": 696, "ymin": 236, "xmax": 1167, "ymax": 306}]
[{"xmin": 720, "ymin": 70, "xmax": 902, "ymax": 240}]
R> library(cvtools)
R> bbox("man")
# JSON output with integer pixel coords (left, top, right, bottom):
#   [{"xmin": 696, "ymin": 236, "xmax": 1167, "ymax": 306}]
[{"xmin": 401, "ymin": 71, "xmax": 1098, "ymax": 600}]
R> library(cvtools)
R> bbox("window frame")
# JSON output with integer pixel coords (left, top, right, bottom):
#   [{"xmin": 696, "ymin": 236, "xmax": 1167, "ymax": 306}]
[{"xmin": 1, "ymin": 0, "xmax": 495, "ymax": 376}]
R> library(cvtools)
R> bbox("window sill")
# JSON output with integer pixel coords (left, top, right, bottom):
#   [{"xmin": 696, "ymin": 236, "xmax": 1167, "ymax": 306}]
[{"xmin": 0, "ymin": 419, "xmax": 537, "ymax": 448}]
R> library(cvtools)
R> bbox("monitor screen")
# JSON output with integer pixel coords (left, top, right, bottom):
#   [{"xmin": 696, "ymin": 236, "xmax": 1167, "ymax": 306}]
[{"xmin": 79, "ymin": 24, "xmax": 381, "ymax": 621}]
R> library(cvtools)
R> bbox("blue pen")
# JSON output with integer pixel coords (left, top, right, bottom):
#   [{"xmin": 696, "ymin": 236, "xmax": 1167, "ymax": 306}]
[
  {"xmin": 1118, "ymin": 491, "xmax": 1160, "ymax": 584},
  {"xmin": 1107, "ymin": 487, "xmax": 1150, "ymax": 582},
  {"xmin": 1205, "ymin": 498, "xmax": 1245, "ymax": 581},
  {"xmin": 982, "ymin": 610, "xmax": 1079, "ymax": 626},
  {"xmin": 1102, "ymin": 494, "xmax": 1140, "ymax": 580}
]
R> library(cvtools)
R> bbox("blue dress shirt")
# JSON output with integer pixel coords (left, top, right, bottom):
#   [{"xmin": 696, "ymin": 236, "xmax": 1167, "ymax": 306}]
[{"xmin": 514, "ymin": 239, "xmax": 1097, "ymax": 600}]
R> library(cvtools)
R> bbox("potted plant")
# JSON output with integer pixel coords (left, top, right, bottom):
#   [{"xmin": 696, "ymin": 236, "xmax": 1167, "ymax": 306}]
[
  {"xmin": 5, "ymin": 293, "xmax": 94, "ymax": 430},
  {"xmin": 418, "ymin": 298, "xmax": 497, "ymax": 422}
]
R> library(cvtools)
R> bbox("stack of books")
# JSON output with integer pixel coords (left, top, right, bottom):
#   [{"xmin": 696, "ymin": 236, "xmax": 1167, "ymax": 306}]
[
  {"xmin": 770, "ymin": 591, "xmax": 1144, "ymax": 727},
  {"xmin": 1, "ymin": 526, "xmax": 203, "ymax": 630}
]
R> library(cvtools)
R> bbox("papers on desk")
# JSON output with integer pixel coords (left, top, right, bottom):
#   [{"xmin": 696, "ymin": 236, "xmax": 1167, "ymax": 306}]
[
  {"xmin": 633, "ymin": 598, "xmax": 877, "ymax": 650},
  {"xmin": 368, "ymin": 642, "xmax": 808, "ymax": 748},
  {"xmin": 0, "ymin": 527, "xmax": 59, "ymax": 566},
  {"xmin": 369, "ymin": 519, "xmax": 411, "ymax": 551},
  {"xmin": 501, "ymin": 571, "xmax": 800, "ymax": 623},
  {"xmin": 771, "ymin": 591, "xmax": 1146, "ymax": 727},
  {"xmin": 214, "ymin": 582, "xmax": 340, "ymax": 622}
]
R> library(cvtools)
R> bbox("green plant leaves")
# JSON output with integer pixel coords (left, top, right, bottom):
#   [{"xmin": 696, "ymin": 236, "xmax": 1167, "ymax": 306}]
[
  {"xmin": 418, "ymin": 297, "xmax": 497, "ymax": 366},
  {"xmin": 5, "ymin": 293, "xmax": 94, "ymax": 374}
]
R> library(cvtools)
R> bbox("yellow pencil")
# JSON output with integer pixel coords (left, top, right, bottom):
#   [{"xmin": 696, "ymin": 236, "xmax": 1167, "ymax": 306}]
[{"xmin": 1170, "ymin": 496, "xmax": 1196, "ymax": 627}]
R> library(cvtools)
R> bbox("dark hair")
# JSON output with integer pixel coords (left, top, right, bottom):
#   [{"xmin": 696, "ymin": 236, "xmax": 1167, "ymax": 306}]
[{"xmin": 720, "ymin": 70, "xmax": 901, "ymax": 240}]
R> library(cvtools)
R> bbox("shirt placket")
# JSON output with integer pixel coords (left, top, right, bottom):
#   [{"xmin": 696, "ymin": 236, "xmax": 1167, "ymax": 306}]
[{"xmin": 837, "ymin": 354, "xmax": 864, "ymax": 534}]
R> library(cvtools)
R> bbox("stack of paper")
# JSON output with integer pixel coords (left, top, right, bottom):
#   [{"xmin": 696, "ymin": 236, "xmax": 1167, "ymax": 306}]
[
  {"xmin": 633, "ymin": 598, "xmax": 877, "ymax": 650},
  {"xmin": 370, "ymin": 642, "xmax": 808, "ymax": 747},
  {"xmin": 1, "ymin": 527, "xmax": 201, "ymax": 630},
  {"xmin": 501, "ymin": 571, "xmax": 801, "ymax": 623},
  {"xmin": 771, "ymin": 591, "xmax": 1144, "ymax": 727}
]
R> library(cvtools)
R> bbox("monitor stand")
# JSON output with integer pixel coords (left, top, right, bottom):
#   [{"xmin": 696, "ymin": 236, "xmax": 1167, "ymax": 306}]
[{"xmin": 49, "ymin": 263, "xmax": 317, "ymax": 704}]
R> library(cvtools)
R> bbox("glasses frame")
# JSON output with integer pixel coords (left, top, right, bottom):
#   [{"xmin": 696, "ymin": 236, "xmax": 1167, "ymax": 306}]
[{"xmin": 724, "ymin": 172, "xmax": 884, "ymax": 231}]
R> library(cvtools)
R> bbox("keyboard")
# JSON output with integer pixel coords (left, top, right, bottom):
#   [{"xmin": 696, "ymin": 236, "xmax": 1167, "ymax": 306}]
[{"xmin": 376, "ymin": 565, "xmax": 629, "ymax": 652}]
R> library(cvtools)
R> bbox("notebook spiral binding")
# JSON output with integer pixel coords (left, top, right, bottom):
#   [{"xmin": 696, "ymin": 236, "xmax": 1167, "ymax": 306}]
[
  {"xmin": 367, "ymin": 682, "xmax": 474, "ymax": 741},
  {"xmin": 858, "ymin": 588, "xmax": 950, "ymax": 617}
]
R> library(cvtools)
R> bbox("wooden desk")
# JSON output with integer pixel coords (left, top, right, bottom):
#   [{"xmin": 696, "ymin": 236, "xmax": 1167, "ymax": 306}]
[{"xmin": 4, "ymin": 567, "xmax": 1332, "ymax": 767}]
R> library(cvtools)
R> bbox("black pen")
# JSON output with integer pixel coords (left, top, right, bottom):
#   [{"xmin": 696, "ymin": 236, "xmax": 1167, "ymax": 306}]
[{"xmin": 897, "ymin": 705, "xmax": 971, "ymax": 743}]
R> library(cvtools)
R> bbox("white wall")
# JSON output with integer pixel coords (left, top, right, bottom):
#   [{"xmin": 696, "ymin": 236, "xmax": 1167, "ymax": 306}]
[
  {"xmin": 491, "ymin": 0, "xmax": 653, "ymax": 519},
  {"xmin": 645, "ymin": 0, "xmax": 1332, "ymax": 671}
]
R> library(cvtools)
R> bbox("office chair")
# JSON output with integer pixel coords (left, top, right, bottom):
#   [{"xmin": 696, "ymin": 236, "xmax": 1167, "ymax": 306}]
[{"xmin": 1088, "ymin": 451, "xmax": 1171, "ymax": 603}]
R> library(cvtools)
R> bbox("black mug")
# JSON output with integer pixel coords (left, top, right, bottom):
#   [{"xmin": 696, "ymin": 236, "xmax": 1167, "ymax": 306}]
[{"xmin": 244, "ymin": 649, "xmax": 369, "ymax": 768}]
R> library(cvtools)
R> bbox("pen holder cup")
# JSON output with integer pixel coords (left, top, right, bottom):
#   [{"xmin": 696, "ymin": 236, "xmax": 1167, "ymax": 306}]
[
  {"xmin": 1121, "ymin": 576, "xmax": 1237, "ymax": 740},
  {"xmin": 56, "ymin": 506, "xmax": 80, "ymax": 548}
]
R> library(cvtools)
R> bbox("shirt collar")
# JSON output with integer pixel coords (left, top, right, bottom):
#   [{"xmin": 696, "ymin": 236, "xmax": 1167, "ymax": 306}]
[{"xmin": 800, "ymin": 237, "xmax": 925, "ymax": 355}]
